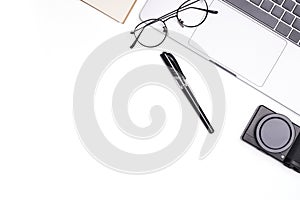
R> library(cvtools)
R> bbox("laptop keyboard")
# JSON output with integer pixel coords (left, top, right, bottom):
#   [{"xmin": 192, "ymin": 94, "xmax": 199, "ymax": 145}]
[{"xmin": 222, "ymin": 0, "xmax": 300, "ymax": 46}]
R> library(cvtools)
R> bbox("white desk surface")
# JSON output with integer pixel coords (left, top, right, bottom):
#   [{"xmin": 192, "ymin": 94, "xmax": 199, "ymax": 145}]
[{"xmin": 0, "ymin": 0, "xmax": 299, "ymax": 199}]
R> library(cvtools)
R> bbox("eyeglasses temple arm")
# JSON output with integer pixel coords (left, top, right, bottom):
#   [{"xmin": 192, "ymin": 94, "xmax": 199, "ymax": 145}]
[
  {"xmin": 130, "ymin": 26, "xmax": 147, "ymax": 49},
  {"xmin": 178, "ymin": 6, "xmax": 218, "ymax": 14}
]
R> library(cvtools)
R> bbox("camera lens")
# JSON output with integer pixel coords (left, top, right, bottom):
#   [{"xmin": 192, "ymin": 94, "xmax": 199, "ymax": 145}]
[{"xmin": 256, "ymin": 114, "xmax": 295, "ymax": 153}]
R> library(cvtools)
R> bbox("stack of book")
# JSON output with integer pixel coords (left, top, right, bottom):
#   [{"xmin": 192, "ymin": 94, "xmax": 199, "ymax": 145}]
[{"xmin": 81, "ymin": 0, "xmax": 137, "ymax": 23}]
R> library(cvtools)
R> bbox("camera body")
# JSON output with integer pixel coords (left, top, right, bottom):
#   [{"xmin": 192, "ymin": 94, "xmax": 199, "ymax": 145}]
[{"xmin": 242, "ymin": 105, "xmax": 300, "ymax": 173}]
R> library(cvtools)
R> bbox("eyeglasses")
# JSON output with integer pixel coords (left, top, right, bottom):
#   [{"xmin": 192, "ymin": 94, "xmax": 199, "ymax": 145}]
[{"xmin": 130, "ymin": 0, "xmax": 218, "ymax": 49}]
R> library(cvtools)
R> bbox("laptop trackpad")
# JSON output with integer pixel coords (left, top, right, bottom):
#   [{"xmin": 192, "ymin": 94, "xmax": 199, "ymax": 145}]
[{"xmin": 190, "ymin": 0, "xmax": 286, "ymax": 86}]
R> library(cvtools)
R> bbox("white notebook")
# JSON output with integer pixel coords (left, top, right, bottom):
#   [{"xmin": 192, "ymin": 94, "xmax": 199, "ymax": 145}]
[{"xmin": 82, "ymin": 0, "xmax": 137, "ymax": 23}]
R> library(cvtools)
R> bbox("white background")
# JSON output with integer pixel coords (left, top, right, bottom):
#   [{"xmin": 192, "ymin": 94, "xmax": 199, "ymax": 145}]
[{"xmin": 1, "ymin": 0, "xmax": 300, "ymax": 199}]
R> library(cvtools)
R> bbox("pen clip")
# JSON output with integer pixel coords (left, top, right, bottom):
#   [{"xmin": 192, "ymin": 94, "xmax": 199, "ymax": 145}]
[{"xmin": 166, "ymin": 53, "xmax": 186, "ymax": 79}]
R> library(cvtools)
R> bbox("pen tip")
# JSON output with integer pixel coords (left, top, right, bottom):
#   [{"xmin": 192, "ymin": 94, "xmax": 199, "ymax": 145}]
[{"xmin": 208, "ymin": 127, "xmax": 214, "ymax": 134}]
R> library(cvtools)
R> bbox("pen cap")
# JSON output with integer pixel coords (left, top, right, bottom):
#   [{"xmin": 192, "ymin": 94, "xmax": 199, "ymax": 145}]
[
  {"xmin": 160, "ymin": 52, "xmax": 178, "ymax": 77},
  {"xmin": 160, "ymin": 52, "xmax": 172, "ymax": 66},
  {"xmin": 160, "ymin": 52, "xmax": 186, "ymax": 79}
]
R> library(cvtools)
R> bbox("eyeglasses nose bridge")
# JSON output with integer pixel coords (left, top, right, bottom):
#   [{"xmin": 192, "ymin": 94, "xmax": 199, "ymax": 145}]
[
  {"xmin": 178, "ymin": 19, "xmax": 185, "ymax": 28},
  {"xmin": 163, "ymin": 26, "xmax": 168, "ymax": 33}
]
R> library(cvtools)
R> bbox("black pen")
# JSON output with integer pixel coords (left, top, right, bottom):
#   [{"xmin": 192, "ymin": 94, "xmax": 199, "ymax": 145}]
[{"xmin": 160, "ymin": 52, "xmax": 214, "ymax": 134}]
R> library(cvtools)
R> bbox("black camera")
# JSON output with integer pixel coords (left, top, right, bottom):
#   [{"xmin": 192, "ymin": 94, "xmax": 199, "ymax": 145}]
[{"xmin": 242, "ymin": 105, "xmax": 300, "ymax": 173}]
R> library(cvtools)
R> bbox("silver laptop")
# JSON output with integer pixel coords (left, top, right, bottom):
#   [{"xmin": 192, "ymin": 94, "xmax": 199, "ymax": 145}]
[{"xmin": 140, "ymin": 0, "xmax": 300, "ymax": 115}]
